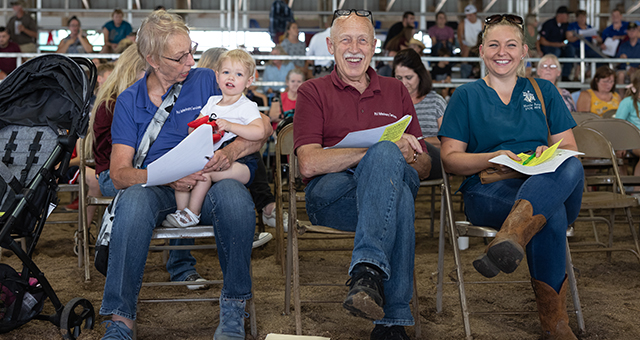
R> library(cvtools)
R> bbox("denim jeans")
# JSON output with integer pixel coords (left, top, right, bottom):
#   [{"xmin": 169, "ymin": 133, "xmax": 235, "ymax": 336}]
[
  {"xmin": 99, "ymin": 179, "xmax": 255, "ymax": 320},
  {"xmin": 304, "ymin": 142, "xmax": 420, "ymax": 326},
  {"xmin": 541, "ymin": 45, "xmax": 576, "ymax": 79},
  {"xmin": 462, "ymin": 157, "xmax": 584, "ymax": 292},
  {"xmin": 97, "ymin": 169, "xmax": 215, "ymax": 282},
  {"xmin": 98, "ymin": 169, "xmax": 118, "ymax": 197}
]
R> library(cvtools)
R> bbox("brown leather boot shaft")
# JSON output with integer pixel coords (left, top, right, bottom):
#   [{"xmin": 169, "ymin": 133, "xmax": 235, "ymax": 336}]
[
  {"xmin": 489, "ymin": 199, "xmax": 547, "ymax": 249},
  {"xmin": 532, "ymin": 276, "xmax": 578, "ymax": 340}
]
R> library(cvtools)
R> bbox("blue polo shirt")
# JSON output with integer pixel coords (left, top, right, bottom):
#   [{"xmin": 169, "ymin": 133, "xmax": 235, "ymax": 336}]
[
  {"xmin": 601, "ymin": 22, "xmax": 629, "ymax": 41},
  {"xmin": 568, "ymin": 22, "xmax": 595, "ymax": 51},
  {"xmin": 540, "ymin": 17, "xmax": 568, "ymax": 43},
  {"xmin": 617, "ymin": 39, "xmax": 640, "ymax": 68},
  {"xmin": 111, "ymin": 67, "xmax": 220, "ymax": 168}
]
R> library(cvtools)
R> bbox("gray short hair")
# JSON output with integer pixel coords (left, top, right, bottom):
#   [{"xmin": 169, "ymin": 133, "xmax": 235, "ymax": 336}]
[{"xmin": 137, "ymin": 10, "xmax": 190, "ymax": 69}]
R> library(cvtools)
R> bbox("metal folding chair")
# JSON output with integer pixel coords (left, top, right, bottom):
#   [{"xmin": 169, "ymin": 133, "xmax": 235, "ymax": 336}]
[
  {"xmin": 437, "ymin": 160, "xmax": 585, "ymax": 340},
  {"xmin": 571, "ymin": 126, "xmax": 640, "ymax": 262}
]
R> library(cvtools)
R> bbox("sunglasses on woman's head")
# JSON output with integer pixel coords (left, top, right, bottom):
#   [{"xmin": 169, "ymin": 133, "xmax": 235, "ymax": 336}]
[
  {"xmin": 485, "ymin": 14, "xmax": 524, "ymax": 27},
  {"xmin": 331, "ymin": 9, "xmax": 374, "ymax": 26}
]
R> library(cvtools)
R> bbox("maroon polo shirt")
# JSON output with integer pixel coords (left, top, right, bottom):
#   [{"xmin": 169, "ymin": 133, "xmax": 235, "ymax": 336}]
[
  {"xmin": 0, "ymin": 41, "xmax": 21, "ymax": 75},
  {"xmin": 294, "ymin": 66, "xmax": 426, "ymax": 155}
]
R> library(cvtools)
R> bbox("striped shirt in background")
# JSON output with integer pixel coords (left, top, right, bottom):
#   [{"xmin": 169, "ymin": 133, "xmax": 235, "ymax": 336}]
[{"xmin": 414, "ymin": 91, "xmax": 446, "ymax": 137}]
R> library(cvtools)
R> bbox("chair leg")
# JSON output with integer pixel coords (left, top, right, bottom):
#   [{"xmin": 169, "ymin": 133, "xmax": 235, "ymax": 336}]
[
  {"xmin": 249, "ymin": 264, "xmax": 258, "ymax": 338},
  {"xmin": 443, "ymin": 181, "xmax": 472, "ymax": 339},
  {"xmin": 624, "ymin": 207, "xmax": 640, "ymax": 261},
  {"xmin": 436, "ymin": 184, "xmax": 446, "ymax": 313},
  {"xmin": 430, "ymin": 186, "xmax": 436, "ymax": 238},
  {"xmin": 292, "ymin": 224, "xmax": 302, "ymax": 335},
  {"xmin": 412, "ymin": 270, "xmax": 421, "ymax": 339},
  {"xmin": 565, "ymin": 238, "xmax": 585, "ymax": 334},
  {"xmin": 284, "ymin": 221, "xmax": 292, "ymax": 315}
]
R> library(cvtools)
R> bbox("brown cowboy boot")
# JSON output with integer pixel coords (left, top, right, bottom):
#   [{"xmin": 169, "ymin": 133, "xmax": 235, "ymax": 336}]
[
  {"xmin": 532, "ymin": 276, "xmax": 578, "ymax": 340},
  {"xmin": 473, "ymin": 199, "xmax": 547, "ymax": 277}
]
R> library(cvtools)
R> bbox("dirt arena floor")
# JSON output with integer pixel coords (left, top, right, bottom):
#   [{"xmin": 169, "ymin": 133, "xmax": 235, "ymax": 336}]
[{"xmin": 1, "ymin": 185, "xmax": 639, "ymax": 340}]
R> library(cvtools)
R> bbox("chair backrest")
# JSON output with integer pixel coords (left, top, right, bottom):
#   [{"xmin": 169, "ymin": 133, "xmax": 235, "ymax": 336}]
[
  {"xmin": 572, "ymin": 111, "xmax": 600, "ymax": 125},
  {"xmin": 580, "ymin": 118, "xmax": 640, "ymax": 151},
  {"xmin": 275, "ymin": 123, "xmax": 295, "ymax": 197},
  {"xmin": 573, "ymin": 126, "xmax": 624, "ymax": 190},
  {"xmin": 602, "ymin": 109, "xmax": 617, "ymax": 119}
]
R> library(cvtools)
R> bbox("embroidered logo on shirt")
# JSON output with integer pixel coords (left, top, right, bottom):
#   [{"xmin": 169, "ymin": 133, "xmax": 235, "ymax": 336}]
[
  {"xmin": 176, "ymin": 105, "xmax": 202, "ymax": 115},
  {"xmin": 523, "ymin": 90, "xmax": 536, "ymax": 103},
  {"xmin": 373, "ymin": 112, "xmax": 398, "ymax": 119}
]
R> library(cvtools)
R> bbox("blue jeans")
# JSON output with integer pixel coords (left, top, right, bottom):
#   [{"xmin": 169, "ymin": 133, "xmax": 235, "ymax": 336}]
[
  {"xmin": 97, "ymin": 169, "xmax": 210, "ymax": 282},
  {"xmin": 304, "ymin": 142, "xmax": 420, "ymax": 326},
  {"xmin": 98, "ymin": 169, "xmax": 118, "ymax": 197},
  {"xmin": 462, "ymin": 157, "xmax": 584, "ymax": 292},
  {"xmin": 99, "ymin": 179, "xmax": 255, "ymax": 320},
  {"xmin": 541, "ymin": 45, "xmax": 576, "ymax": 78}
]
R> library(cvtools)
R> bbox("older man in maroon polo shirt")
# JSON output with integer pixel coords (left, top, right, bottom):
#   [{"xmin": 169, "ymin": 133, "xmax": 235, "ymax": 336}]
[{"xmin": 293, "ymin": 9, "xmax": 431, "ymax": 340}]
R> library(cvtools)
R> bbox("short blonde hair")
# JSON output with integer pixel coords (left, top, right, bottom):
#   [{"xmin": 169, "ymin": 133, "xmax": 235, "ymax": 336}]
[
  {"xmin": 137, "ymin": 10, "xmax": 190, "ymax": 69},
  {"xmin": 286, "ymin": 68, "xmax": 306, "ymax": 82},
  {"xmin": 198, "ymin": 47, "xmax": 228, "ymax": 70},
  {"xmin": 539, "ymin": 54, "xmax": 561, "ymax": 71},
  {"xmin": 216, "ymin": 49, "xmax": 256, "ymax": 78},
  {"xmin": 482, "ymin": 19, "xmax": 527, "ymax": 77}
]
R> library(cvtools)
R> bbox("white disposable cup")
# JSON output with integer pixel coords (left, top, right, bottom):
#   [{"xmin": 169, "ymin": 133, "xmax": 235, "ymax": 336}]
[{"xmin": 458, "ymin": 236, "xmax": 469, "ymax": 250}]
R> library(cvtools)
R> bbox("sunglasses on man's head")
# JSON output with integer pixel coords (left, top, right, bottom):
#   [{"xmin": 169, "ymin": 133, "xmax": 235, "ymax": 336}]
[{"xmin": 331, "ymin": 9, "xmax": 374, "ymax": 26}]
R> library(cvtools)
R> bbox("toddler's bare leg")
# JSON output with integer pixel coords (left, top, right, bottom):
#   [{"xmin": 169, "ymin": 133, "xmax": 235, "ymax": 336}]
[{"xmin": 175, "ymin": 191, "xmax": 190, "ymax": 211}]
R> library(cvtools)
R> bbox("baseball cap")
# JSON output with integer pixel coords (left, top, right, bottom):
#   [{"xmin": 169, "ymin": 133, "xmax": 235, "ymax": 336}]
[
  {"xmin": 629, "ymin": 22, "xmax": 639, "ymax": 30},
  {"xmin": 464, "ymin": 4, "xmax": 477, "ymax": 15},
  {"xmin": 10, "ymin": 0, "xmax": 27, "ymax": 7},
  {"xmin": 556, "ymin": 6, "xmax": 569, "ymax": 14}
]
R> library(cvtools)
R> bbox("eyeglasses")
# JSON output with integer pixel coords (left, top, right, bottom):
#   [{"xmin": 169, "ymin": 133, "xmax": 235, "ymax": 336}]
[
  {"xmin": 539, "ymin": 64, "xmax": 558, "ymax": 70},
  {"xmin": 331, "ymin": 9, "xmax": 374, "ymax": 26},
  {"xmin": 162, "ymin": 42, "xmax": 198, "ymax": 64},
  {"xmin": 484, "ymin": 14, "xmax": 524, "ymax": 28}
]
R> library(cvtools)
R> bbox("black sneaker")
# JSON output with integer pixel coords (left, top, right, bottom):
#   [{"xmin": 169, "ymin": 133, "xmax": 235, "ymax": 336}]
[
  {"xmin": 343, "ymin": 263, "xmax": 385, "ymax": 320},
  {"xmin": 370, "ymin": 324, "xmax": 410, "ymax": 340},
  {"xmin": 184, "ymin": 273, "xmax": 209, "ymax": 291}
]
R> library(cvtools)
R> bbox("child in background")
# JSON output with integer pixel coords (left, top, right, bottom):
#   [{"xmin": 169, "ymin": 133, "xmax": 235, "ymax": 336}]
[
  {"xmin": 613, "ymin": 69, "xmax": 640, "ymax": 189},
  {"xmin": 163, "ymin": 49, "xmax": 266, "ymax": 228},
  {"xmin": 431, "ymin": 46, "xmax": 453, "ymax": 100}
]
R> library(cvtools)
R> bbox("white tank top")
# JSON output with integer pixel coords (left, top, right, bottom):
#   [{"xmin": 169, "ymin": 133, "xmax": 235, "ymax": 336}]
[{"xmin": 463, "ymin": 18, "xmax": 483, "ymax": 47}]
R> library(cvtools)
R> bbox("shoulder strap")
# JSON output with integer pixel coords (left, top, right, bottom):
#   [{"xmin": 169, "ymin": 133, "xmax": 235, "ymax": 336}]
[
  {"xmin": 527, "ymin": 77, "xmax": 551, "ymax": 144},
  {"xmin": 133, "ymin": 82, "xmax": 183, "ymax": 169}
]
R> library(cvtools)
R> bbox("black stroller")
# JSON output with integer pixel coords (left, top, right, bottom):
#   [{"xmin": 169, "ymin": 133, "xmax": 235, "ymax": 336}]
[{"xmin": 0, "ymin": 54, "xmax": 96, "ymax": 339}]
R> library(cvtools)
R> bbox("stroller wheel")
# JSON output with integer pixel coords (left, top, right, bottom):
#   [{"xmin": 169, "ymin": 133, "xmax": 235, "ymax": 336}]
[{"xmin": 60, "ymin": 297, "xmax": 95, "ymax": 340}]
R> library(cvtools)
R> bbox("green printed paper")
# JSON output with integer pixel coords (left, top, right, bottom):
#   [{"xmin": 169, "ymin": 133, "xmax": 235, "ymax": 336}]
[
  {"xmin": 379, "ymin": 115, "xmax": 412, "ymax": 143},
  {"xmin": 516, "ymin": 139, "xmax": 563, "ymax": 166}
]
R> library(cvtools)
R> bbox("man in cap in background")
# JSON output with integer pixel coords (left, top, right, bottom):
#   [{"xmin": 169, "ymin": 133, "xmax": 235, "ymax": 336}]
[
  {"xmin": 540, "ymin": 6, "xmax": 575, "ymax": 81},
  {"xmin": 457, "ymin": 4, "xmax": 483, "ymax": 78},
  {"xmin": 7, "ymin": 0, "xmax": 38, "ymax": 53}
]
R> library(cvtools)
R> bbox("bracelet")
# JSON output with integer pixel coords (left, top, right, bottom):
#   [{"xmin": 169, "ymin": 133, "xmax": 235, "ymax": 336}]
[{"xmin": 408, "ymin": 151, "xmax": 418, "ymax": 164}]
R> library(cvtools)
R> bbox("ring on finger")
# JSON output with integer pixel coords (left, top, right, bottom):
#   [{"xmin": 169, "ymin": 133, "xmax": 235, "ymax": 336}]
[{"xmin": 187, "ymin": 185, "xmax": 192, "ymax": 190}]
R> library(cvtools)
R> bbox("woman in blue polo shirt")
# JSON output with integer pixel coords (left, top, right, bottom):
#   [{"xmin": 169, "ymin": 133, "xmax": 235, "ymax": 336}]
[
  {"xmin": 99, "ymin": 10, "xmax": 269, "ymax": 340},
  {"xmin": 439, "ymin": 14, "xmax": 582, "ymax": 340}
]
